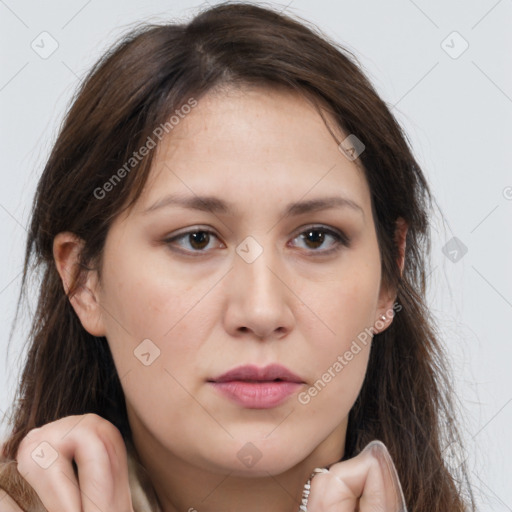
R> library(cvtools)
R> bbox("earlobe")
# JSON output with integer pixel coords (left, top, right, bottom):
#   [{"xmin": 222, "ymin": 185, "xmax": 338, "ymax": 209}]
[{"xmin": 53, "ymin": 232, "xmax": 106, "ymax": 337}]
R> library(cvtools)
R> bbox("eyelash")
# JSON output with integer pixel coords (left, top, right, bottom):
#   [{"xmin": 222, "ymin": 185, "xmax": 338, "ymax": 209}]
[{"xmin": 163, "ymin": 225, "xmax": 350, "ymax": 257}]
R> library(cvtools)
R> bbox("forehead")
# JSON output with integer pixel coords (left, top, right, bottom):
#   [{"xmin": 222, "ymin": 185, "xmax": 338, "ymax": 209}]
[{"xmin": 134, "ymin": 86, "xmax": 371, "ymax": 218}]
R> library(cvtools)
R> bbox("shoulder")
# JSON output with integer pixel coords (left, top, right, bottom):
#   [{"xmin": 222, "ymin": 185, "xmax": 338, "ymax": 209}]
[{"xmin": 0, "ymin": 489, "xmax": 25, "ymax": 512}]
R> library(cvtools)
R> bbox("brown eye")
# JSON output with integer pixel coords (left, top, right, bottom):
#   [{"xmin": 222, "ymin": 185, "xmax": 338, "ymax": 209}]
[
  {"xmin": 164, "ymin": 228, "xmax": 223, "ymax": 254},
  {"xmin": 302, "ymin": 229, "xmax": 325, "ymax": 249},
  {"xmin": 188, "ymin": 231, "xmax": 211, "ymax": 250},
  {"xmin": 292, "ymin": 226, "xmax": 350, "ymax": 254}
]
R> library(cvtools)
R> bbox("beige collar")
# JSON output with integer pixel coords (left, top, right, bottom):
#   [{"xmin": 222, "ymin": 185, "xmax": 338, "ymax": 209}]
[{"xmin": 127, "ymin": 446, "xmax": 163, "ymax": 512}]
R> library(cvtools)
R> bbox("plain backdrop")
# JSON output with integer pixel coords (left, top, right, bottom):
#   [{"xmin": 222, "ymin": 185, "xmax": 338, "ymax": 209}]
[{"xmin": 1, "ymin": 0, "xmax": 511, "ymax": 509}]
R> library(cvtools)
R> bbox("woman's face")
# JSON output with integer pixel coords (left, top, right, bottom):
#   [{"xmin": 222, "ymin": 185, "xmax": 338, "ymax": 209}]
[{"xmin": 68, "ymin": 87, "xmax": 396, "ymax": 477}]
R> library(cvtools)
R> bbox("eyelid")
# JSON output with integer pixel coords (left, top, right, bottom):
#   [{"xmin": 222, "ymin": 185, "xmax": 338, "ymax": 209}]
[
  {"xmin": 292, "ymin": 223, "xmax": 350, "ymax": 244},
  {"xmin": 289, "ymin": 224, "xmax": 351, "ymax": 254},
  {"xmin": 163, "ymin": 225, "xmax": 224, "ymax": 256},
  {"xmin": 163, "ymin": 223, "xmax": 350, "ymax": 255}
]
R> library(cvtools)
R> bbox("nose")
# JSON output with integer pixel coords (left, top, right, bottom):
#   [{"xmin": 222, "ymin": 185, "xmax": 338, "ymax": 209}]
[{"xmin": 223, "ymin": 243, "xmax": 294, "ymax": 341}]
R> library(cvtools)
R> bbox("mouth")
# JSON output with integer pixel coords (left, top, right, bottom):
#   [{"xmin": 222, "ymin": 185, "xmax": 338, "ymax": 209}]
[
  {"xmin": 207, "ymin": 364, "xmax": 305, "ymax": 409},
  {"xmin": 208, "ymin": 363, "xmax": 304, "ymax": 384}
]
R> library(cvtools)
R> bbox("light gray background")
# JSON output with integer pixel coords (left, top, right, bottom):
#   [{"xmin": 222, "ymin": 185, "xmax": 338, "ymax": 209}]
[{"xmin": 1, "ymin": 0, "xmax": 511, "ymax": 509}]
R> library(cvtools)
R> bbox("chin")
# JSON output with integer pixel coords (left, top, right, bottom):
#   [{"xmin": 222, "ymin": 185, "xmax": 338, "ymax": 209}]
[{"xmin": 200, "ymin": 438, "xmax": 311, "ymax": 477}]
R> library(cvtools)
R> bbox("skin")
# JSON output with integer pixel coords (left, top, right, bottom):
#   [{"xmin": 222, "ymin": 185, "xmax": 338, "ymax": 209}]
[{"xmin": 46, "ymin": 86, "xmax": 406, "ymax": 512}]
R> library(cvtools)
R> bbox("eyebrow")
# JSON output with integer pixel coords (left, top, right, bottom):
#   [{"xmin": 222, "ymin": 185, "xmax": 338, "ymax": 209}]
[{"xmin": 142, "ymin": 193, "xmax": 364, "ymax": 218}]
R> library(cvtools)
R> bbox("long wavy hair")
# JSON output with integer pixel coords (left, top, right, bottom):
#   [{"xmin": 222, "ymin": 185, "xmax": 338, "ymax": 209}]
[{"xmin": 2, "ymin": 2, "xmax": 473, "ymax": 510}]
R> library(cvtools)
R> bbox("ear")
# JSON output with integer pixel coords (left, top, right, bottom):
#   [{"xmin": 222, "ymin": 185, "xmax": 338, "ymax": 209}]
[
  {"xmin": 53, "ymin": 232, "xmax": 106, "ymax": 337},
  {"xmin": 374, "ymin": 217, "xmax": 408, "ymax": 334}
]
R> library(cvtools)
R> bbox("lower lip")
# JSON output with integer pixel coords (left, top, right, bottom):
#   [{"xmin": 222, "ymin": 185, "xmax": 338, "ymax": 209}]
[{"xmin": 209, "ymin": 381, "xmax": 303, "ymax": 409}]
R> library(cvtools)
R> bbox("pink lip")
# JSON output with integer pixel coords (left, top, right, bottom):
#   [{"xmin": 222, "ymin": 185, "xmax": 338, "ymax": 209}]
[{"xmin": 208, "ymin": 364, "xmax": 305, "ymax": 409}]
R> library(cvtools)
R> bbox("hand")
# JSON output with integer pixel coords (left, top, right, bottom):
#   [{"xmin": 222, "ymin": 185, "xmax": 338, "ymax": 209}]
[
  {"xmin": 306, "ymin": 440, "xmax": 407, "ymax": 511},
  {"xmin": 15, "ymin": 413, "xmax": 134, "ymax": 512}
]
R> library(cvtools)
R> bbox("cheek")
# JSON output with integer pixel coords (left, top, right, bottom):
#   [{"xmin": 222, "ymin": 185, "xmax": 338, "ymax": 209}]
[
  {"xmin": 98, "ymin": 257, "xmax": 212, "ymax": 434},
  {"xmin": 100, "ymin": 244, "xmax": 209, "ymax": 338},
  {"xmin": 306, "ymin": 256, "xmax": 380, "ymax": 349},
  {"xmin": 298, "ymin": 258, "xmax": 379, "ymax": 409},
  {"xmin": 97, "ymin": 249, "xmax": 210, "ymax": 387},
  {"xmin": 298, "ymin": 287, "xmax": 374, "ymax": 426}
]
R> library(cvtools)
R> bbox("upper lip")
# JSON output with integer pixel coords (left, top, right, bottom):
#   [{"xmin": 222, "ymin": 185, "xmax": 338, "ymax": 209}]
[{"xmin": 209, "ymin": 364, "xmax": 304, "ymax": 383}]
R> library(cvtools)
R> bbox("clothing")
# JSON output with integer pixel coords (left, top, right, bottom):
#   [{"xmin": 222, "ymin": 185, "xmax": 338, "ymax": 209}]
[{"xmin": 0, "ymin": 446, "xmax": 161, "ymax": 512}]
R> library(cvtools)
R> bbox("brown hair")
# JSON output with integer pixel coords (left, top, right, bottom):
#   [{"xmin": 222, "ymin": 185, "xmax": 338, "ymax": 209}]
[{"xmin": 2, "ymin": 2, "xmax": 473, "ymax": 510}]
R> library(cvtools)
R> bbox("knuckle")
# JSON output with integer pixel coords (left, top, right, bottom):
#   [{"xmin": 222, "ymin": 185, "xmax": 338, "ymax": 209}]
[
  {"xmin": 78, "ymin": 413, "xmax": 115, "ymax": 439},
  {"xmin": 94, "ymin": 418, "xmax": 123, "ymax": 442},
  {"xmin": 82, "ymin": 412, "xmax": 104, "ymax": 425},
  {"xmin": 83, "ymin": 413, "xmax": 117, "ymax": 434},
  {"xmin": 77, "ymin": 415, "xmax": 125, "ymax": 456}
]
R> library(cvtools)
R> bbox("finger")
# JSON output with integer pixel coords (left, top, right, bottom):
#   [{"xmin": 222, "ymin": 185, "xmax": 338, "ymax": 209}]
[
  {"xmin": 307, "ymin": 440, "xmax": 407, "ymax": 512},
  {"xmin": 306, "ymin": 469, "xmax": 357, "ymax": 512},
  {"xmin": 68, "ymin": 421, "xmax": 133, "ymax": 512},
  {"xmin": 358, "ymin": 441, "xmax": 407, "ymax": 511},
  {"xmin": 16, "ymin": 415, "xmax": 133, "ymax": 512},
  {"xmin": 16, "ymin": 425, "xmax": 83, "ymax": 512}
]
